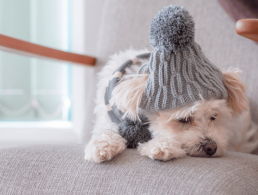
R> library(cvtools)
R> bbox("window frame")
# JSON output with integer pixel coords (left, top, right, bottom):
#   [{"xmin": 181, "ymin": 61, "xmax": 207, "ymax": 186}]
[{"xmin": 0, "ymin": 0, "xmax": 99, "ymax": 147}]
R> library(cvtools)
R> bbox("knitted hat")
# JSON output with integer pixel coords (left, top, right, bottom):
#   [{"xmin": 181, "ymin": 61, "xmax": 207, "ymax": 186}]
[
  {"xmin": 104, "ymin": 5, "xmax": 228, "ymax": 148},
  {"xmin": 138, "ymin": 5, "xmax": 228, "ymax": 112}
]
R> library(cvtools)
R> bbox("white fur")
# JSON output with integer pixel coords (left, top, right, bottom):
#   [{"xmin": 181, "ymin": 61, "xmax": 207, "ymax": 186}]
[
  {"xmin": 112, "ymin": 74, "xmax": 149, "ymax": 121},
  {"xmin": 84, "ymin": 49, "xmax": 258, "ymax": 163},
  {"xmin": 84, "ymin": 49, "xmax": 149, "ymax": 162}
]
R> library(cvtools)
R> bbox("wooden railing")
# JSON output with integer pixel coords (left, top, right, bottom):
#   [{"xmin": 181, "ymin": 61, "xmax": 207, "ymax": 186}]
[
  {"xmin": 0, "ymin": 34, "xmax": 96, "ymax": 66},
  {"xmin": 1, "ymin": 18, "xmax": 256, "ymax": 65},
  {"xmin": 235, "ymin": 19, "xmax": 258, "ymax": 42}
]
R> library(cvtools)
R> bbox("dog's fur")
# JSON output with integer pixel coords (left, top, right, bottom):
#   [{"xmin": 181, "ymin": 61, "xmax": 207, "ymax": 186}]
[{"xmin": 85, "ymin": 49, "xmax": 258, "ymax": 163}]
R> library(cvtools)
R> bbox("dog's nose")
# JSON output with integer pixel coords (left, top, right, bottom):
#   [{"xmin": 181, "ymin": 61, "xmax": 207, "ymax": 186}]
[{"xmin": 203, "ymin": 140, "xmax": 217, "ymax": 156}]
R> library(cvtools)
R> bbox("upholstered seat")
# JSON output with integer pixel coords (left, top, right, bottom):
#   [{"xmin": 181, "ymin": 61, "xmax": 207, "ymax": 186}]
[
  {"xmin": 0, "ymin": 145, "xmax": 258, "ymax": 195},
  {"xmin": 0, "ymin": 0, "xmax": 258, "ymax": 194}
]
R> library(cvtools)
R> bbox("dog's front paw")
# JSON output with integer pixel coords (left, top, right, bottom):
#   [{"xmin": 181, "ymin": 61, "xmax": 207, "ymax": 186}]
[
  {"xmin": 84, "ymin": 131, "xmax": 126, "ymax": 163},
  {"xmin": 138, "ymin": 140, "xmax": 186, "ymax": 161}
]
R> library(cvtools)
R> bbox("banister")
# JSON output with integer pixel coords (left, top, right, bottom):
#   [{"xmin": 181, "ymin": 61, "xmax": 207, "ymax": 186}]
[{"xmin": 0, "ymin": 34, "xmax": 96, "ymax": 66}]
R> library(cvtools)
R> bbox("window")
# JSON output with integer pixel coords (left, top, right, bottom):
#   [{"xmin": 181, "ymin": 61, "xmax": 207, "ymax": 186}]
[
  {"xmin": 0, "ymin": 0, "xmax": 100, "ymax": 147},
  {"xmin": 0, "ymin": 0, "xmax": 83, "ymax": 148},
  {"xmin": 0, "ymin": 0, "xmax": 71, "ymax": 121}
]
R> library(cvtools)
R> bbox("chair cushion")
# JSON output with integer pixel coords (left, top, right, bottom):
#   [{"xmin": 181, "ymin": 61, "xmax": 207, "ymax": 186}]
[{"xmin": 0, "ymin": 145, "xmax": 258, "ymax": 195}]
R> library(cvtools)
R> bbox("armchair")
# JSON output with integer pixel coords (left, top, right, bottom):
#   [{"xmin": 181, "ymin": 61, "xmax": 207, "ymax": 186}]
[{"xmin": 0, "ymin": 1, "xmax": 258, "ymax": 194}]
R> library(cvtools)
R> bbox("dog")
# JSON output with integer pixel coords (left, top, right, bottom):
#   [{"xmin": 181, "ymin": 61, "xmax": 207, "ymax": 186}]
[{"xmin": 84, "ymin": 49, "xmax": 258, "ymax": 163}]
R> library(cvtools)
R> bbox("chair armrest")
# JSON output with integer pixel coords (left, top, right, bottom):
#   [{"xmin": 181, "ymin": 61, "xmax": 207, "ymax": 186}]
[{"xmin": 235, "ymin": 19, "xmax": 258, "ymax": 42}]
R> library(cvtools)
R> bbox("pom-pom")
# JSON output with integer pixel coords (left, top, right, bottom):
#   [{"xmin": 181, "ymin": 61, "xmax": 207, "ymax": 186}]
[
  {"xmin": 119, "ymin": 115, "xmax": 152, "ymax": 148},
  {"xmin": 149, "ymin": 5, "xmax": 195, "ymax": 53}
]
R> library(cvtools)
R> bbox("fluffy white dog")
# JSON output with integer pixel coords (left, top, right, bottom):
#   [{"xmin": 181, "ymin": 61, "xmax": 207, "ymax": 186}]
[{"xmin": 84, "ymin": 49, "xmax": 258, "ymax": 163}]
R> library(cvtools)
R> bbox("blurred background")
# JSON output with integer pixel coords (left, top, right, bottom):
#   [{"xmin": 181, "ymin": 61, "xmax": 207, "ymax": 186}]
[
  {"xmin": 0, "ymin": 0, "xmax": 102, "ymax": 147},
  {"xmin": 0, "ymin": 0, "xmax": 71, "ymax": 121},
  {"xmin": 0, "ymin": 0, "xmax": 257, "ymax": 148}
]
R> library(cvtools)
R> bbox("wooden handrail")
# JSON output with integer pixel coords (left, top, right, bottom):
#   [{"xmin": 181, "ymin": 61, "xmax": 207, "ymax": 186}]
[
  {"xmin": 0, "ymin": 34, "xmax": 96, "ymax": 66},
  {"xmin": 235, "ymin": 19, "xmax": 258, "ymax": 42}
]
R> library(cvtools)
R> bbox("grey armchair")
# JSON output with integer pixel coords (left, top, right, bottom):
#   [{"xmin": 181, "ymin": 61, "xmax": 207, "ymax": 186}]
[{"xmin": 1, "ymin": 1, "xmax": 258, "ymax": 194}]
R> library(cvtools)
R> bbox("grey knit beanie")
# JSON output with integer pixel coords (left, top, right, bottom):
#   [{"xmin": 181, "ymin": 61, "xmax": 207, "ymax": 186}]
[
  {"xmin": 104, "ymin": 5, "xmax": 228, "ymax": 148},
  {"xmin": 138, "ymin": 5, "xmax": 228, "ymax": 112}
]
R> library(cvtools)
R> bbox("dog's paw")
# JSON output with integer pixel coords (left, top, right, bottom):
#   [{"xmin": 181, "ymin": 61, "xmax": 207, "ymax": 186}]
[
  {"xmin": 138, "ymin": 140, "xmax": 186, "ymax": 161},
  {"xmin": 84, "ymin": 131, "xmax": 126, "ymax": 163}
]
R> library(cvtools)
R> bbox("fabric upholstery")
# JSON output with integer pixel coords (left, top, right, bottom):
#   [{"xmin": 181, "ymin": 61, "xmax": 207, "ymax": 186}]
[
  {"xmin": 1, "ymin": 2, "xmax": 258, "ymax": 195},
  {"xmin": 95, "ymin": 0, "xmax": 258, "ymax": 126},
  {"xmin": 0, "ymin": 145, "xmax": 258, "ymax": 195}
]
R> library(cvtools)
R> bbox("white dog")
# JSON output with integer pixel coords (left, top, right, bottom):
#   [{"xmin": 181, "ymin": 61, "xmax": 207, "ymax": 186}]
[{"xmin": 84, "ymin": 49, "xmax": 258, "ymax": 163}]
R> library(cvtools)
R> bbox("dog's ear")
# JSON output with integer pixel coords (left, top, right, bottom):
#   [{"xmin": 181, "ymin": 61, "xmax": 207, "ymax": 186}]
[
  {"xmin": 112, "ymin": 74, "xmax": 148, "ymax": 121},
  {"xmin": 222, "ymin": 69, "xmax": 249, "ymax": 116}
]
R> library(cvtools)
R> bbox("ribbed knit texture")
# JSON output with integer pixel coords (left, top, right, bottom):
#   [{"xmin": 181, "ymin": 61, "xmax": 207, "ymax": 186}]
[
  {"xmin": 138, "ymin": 42, "xmax": 228, "ymax": 111},
  {"xmin": 137, "ymin": 5, "xmax": 228, "ymax": 112}
]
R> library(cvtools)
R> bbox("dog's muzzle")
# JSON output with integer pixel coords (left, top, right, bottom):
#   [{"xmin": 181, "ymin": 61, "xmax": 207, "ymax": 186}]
[{"xmin": 202, "ymin": 139, "xmax": 217, "ymax": 156}]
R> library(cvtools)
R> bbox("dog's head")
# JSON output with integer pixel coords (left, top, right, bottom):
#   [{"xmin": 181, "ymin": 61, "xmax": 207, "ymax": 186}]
[
  {"xmin": 153, "ymin": 99, "xmax": 232, "ymax": 157},
  {"xmin": 113, "ymin": 69, "xmax": 248, "ymax": 157}
]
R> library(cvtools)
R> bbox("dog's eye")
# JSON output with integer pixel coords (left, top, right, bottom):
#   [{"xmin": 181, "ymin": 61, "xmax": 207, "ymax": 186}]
[
  {"xmin": 210, "ymin": 114, "xmax": 217, "ymax": 121},
  {"xmin": 178, "ymin": 117, "xmax": 191, "ymax": 123}
]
